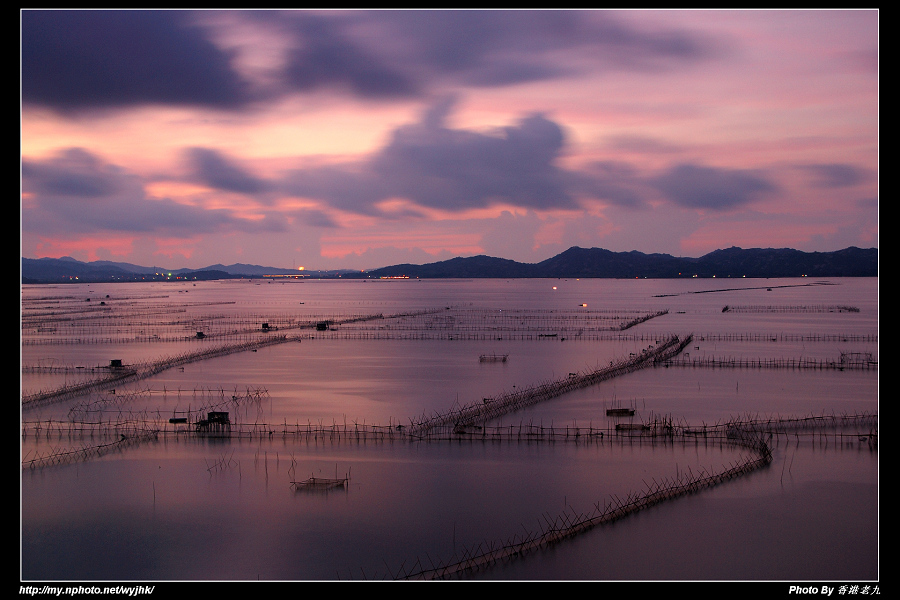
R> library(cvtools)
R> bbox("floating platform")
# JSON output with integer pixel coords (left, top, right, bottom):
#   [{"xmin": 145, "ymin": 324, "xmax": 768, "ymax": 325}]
[
  {"xmin": 479, "ymin": 354, "xmax": 509, "ymax": 362},
  {"xmin": 606, "ymin": 408, "xmax": 636, "ymax": 416}
]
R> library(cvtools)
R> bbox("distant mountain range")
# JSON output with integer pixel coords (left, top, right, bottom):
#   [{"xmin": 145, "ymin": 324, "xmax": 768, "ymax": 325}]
[
  {"xmin": 348, "ymin": 246, "xmax": 878, "ymax": 279},
  {"xmin": 21, "ymin": 246, "xmax": 878, "ymax": 284},
  {"xmin": 20, "ymin": 257, "xmax": 348, "ymax": 284}
]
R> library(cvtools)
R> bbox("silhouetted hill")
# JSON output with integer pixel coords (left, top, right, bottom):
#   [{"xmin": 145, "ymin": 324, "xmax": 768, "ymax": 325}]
[
  {"xmin": 356, "ymin": 246, "xmax": 877, "ymax": 279},
  {"xmin": 693, "ymin": 246, "xmax": 878, "ymax": 278},
  {"xmin": 533, "ymin": 247, "xmax": 689, "ymax": 278},
  {"xmin": 20, "ymin": 257, "xmax": 248, "ymax": 283},
  {"xmin": 22, "ymin": 257, "xmax": 144, "ymax": 282},
  {"xmin": 201, "ymin": 263, "xmax": 302, "ymax": 276},
  {"xmin": 369, "ymin": 255, "xmax": 535, "ymax": 279}
]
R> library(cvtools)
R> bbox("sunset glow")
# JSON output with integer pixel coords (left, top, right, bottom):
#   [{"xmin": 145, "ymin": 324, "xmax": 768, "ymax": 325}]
[{"xmin": 21, "ymin": 9, "xmax": 878, "ymax": 271}]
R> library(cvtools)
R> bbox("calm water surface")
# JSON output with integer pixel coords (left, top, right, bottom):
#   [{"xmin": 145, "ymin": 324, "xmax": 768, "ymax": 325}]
[{"xmin": 21, "ymin": 278, "xmax": 878, "ymax": 581}]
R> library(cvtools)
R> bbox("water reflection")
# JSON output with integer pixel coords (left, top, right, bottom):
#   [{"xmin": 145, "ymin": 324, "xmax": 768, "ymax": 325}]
[{"xmin": 21, "ymin": 278, "xmax": 877, "ymax": 581}]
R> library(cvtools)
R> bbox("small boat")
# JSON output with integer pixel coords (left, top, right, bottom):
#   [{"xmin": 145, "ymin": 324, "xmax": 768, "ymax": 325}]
[
  {"xmin": 606, "ymin": 408, "xmax": 635, "ymax": 416},
  {"xmin": 291, "ymin": 476, "xmax": 348, "ymax": 491}
]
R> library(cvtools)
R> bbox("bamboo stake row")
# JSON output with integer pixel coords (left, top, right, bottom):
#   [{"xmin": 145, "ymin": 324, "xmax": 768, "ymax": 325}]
[
  {"xmin": 21, "ymin": 430, "xmax": 159, "ymax": 470},
  {"xmin": 21, "ymin": 336, "xmax": 295, "ymax": 409},
  {"xmin": 721, "ymin": 304, "xmax": 860, "ymax": 313},
  {"xmin": 392, "ymin": 426, "xmax": 775, "ymax": 580},
  {"xmin": 660, "ymin": 355, "xmax": 877, "ymax": 371}
]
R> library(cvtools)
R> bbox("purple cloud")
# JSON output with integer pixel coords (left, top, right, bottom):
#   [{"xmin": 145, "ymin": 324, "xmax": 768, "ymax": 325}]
[
  {"xmin": 799, "ymin": 163, "xmax": 871, "ymax": 188},
  {"xmin": 651, "ymin": 163, "xmax": 777, "ymax": 210},
  {"xmin": 282, "ymin": 100, "xmax": 579, "ymax": 213},
  {"xmin": 284, "ymin": 103, "xmax": 784, "ymax": 216},
  {"xmin": 185, "ymin": 147, "xmax": 270, "ymax": 195},
  {"xmin": 280, "ymin": 13, "xmax": 420, "ymax": 99},
  {"xmin": 21, "ymin": 10, "xmax": 255, "ymax": 113},
  {"xmin": 22, "ymin": 10, "xmax": 723, "ymax": 111},
  {"xmin": 22, "ymin": 148, "xmax": 285, "ymax": 235}
]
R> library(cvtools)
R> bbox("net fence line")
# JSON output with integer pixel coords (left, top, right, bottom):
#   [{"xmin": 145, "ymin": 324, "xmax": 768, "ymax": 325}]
[
  {"xmin": 407, "ymin": 334, "xmax": 693, "ymax": 436},
  {"xmin": 386, "ymin": 412, "xmax": 878, "ymax": 581},
  {"xmin": 21, "ymin": 410, "xmax": 876, "ymax": 468}
]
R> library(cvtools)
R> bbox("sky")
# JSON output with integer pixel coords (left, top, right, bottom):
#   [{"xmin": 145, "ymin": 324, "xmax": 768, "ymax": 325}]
[{"xmin": 20, "ymin": 9, "xmax": 878, "ymax": 271}]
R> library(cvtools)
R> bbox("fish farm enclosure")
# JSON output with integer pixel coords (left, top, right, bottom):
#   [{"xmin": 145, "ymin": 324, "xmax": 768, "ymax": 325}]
[{"xmin": 21, "ymin": 277, "xmax": 878, "ymax": 581}]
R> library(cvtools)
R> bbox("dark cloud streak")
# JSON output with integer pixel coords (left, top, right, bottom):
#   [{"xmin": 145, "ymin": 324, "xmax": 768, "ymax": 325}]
[
  {"xmin": 651, "ymin": 163, "xmax": 777, "ymax": 210},
  {"xmin": 21, "ymin": 10, "xmax": 255, "ymax": 113},
  {"xmin": 186, "ymin": 147, "xmax": 270, "ymax": 195},
  {"xmin": 22, "ymin": 148, "xmax": 124, "ymax": 197},
  {"xmin": 365, "ymin": 10, "xmax": 720, "ymax": 86},
  {"xmin": 799, "ymin": 163, "xmax": 871, "ymax": 188},
  {"xmin": 281, "ymin": 13, "xmax": 420, "ymax": 99},
  {"xmin": 22, "ymin": 9, "xmax": 724, "ymax": 112}
]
